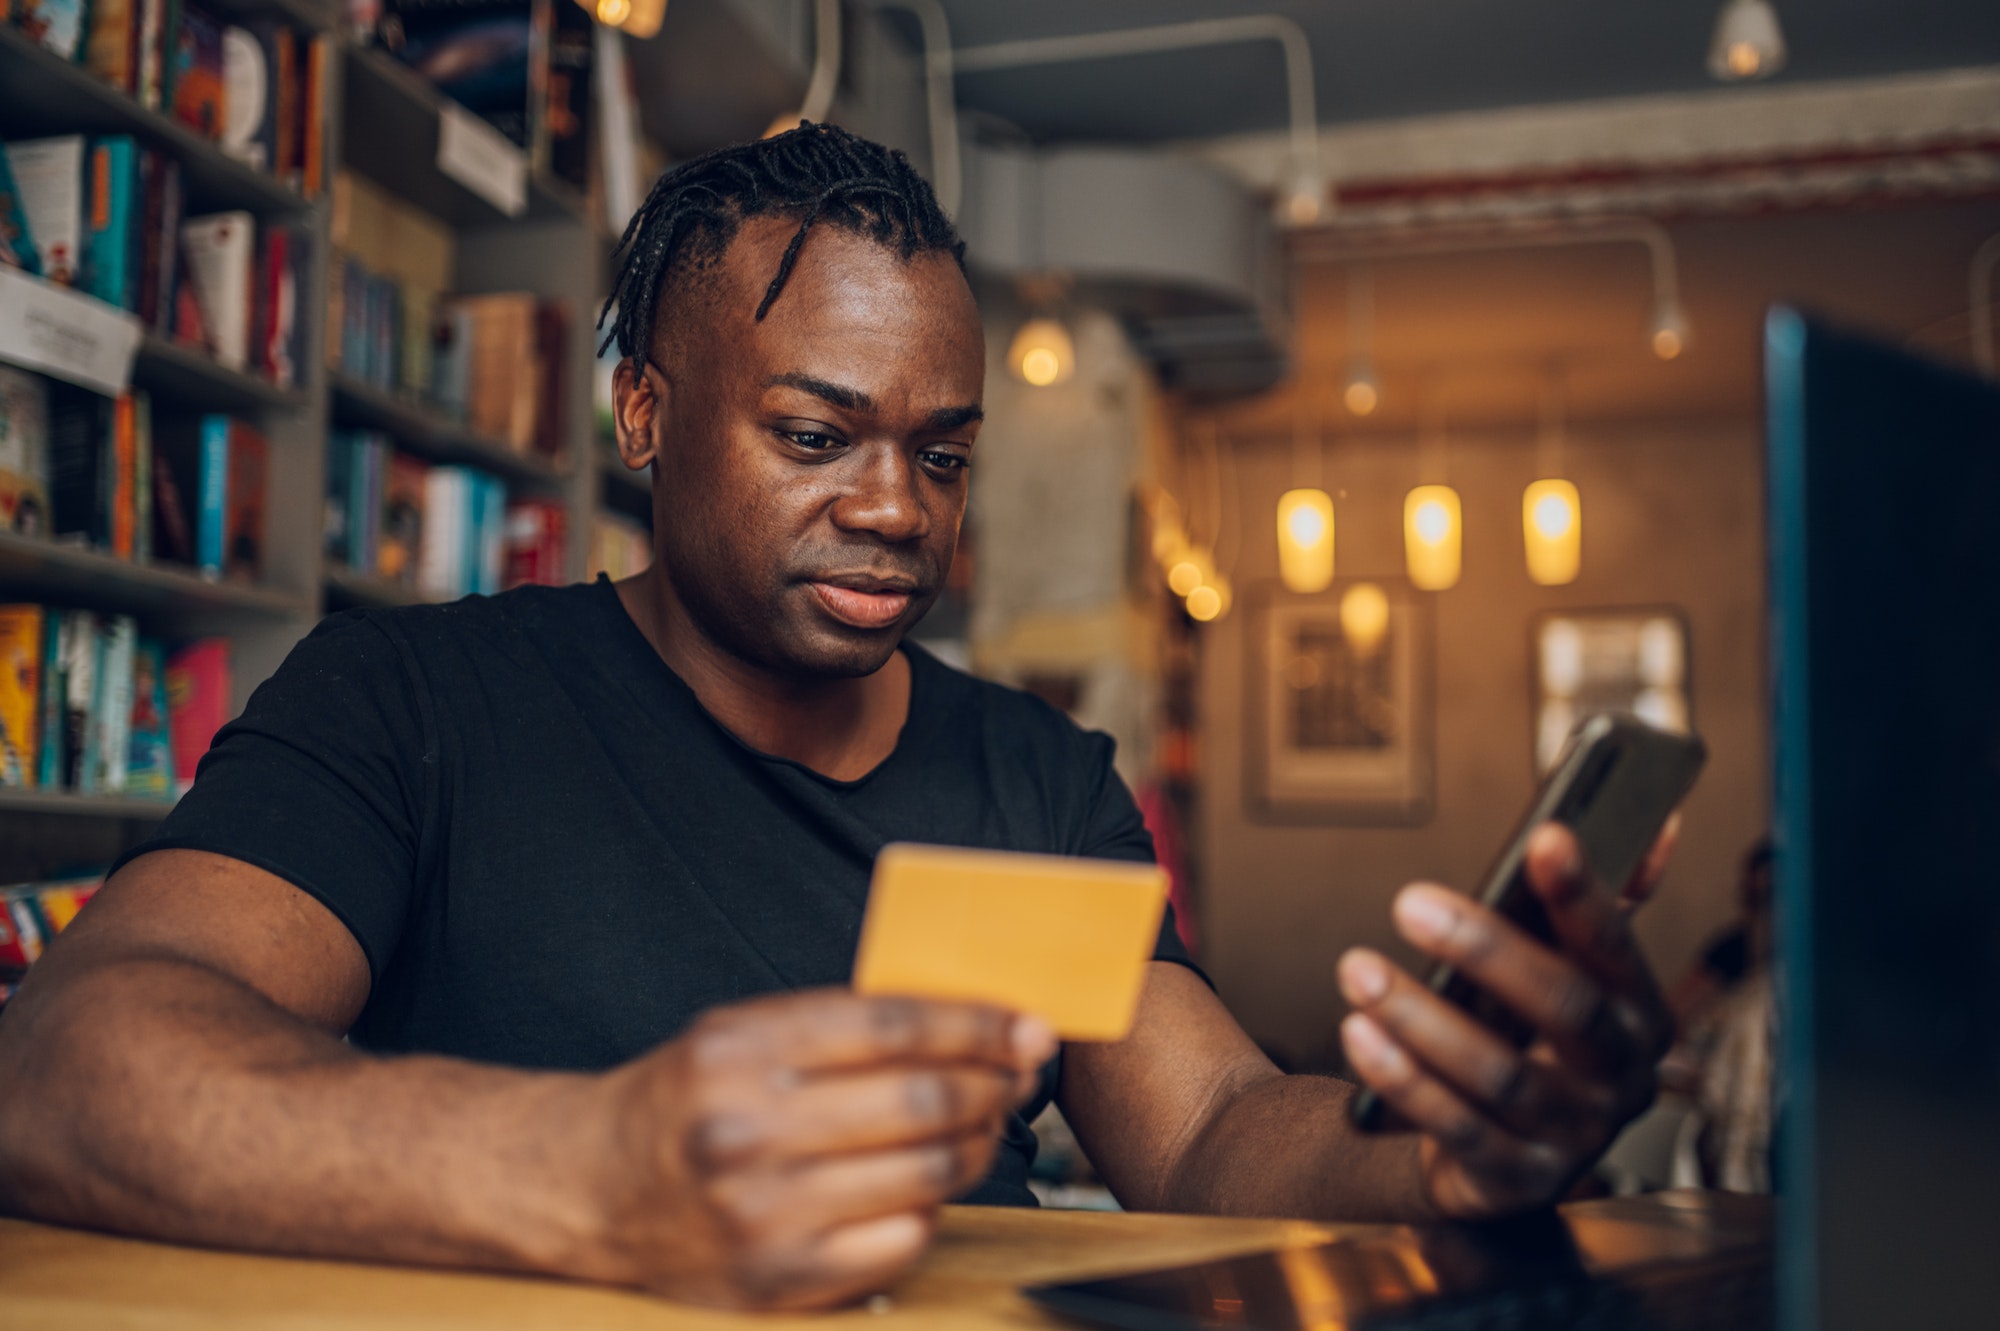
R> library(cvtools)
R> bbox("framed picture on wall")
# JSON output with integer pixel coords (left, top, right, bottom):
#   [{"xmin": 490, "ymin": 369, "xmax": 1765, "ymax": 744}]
[
  {"xmin": 1247, "ymin": 580, "xmax": 1433, "ymax": 825},
  {"xmin": 1531, "ymin": 608, "xmax": 1694, "ymax": 772}
]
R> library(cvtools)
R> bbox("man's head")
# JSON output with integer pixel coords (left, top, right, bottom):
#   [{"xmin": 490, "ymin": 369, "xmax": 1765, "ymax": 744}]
[{"xmin": 603, "ymin": 123, "xmax": 984, "ymax": 682}]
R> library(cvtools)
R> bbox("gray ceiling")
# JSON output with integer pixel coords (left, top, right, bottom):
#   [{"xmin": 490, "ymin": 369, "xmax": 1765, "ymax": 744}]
[{"xmin": 923, "ymin": 0, "xmax": 2000, "ymax": 144}]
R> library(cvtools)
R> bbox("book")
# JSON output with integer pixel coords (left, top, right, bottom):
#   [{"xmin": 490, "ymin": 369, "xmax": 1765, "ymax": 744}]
[
  {"xmin": 151, "ymin": 439, "xmax": 194, "ymax": 564},
  {"xmin": 545, "ymin": 0, "xmax": 592, "ymax": 192},
  {"xmin": 164, "ymin": 638, "xmax": 229, "ymax": 793},
  {"xmin": 84, "ymin": 0, "xmax": 142, "ymax": 93},
  {"xmin": 47, "ymin": 383, "xmax": 114, "ymax": 548},
  {"xmin": 0, "ymin": 367, "xmax": 50, "ymax": 538},
  {"xmin": 324, "ymin": 427, "xmax": 351, "ymax": 567},
  {"xmin": 16, "ymin": 0, "xmax": 89, "ymax": 59},
  {"xmin": 58, "ymin": 610, "xmax": 98, "ymax": 791},
  {"xmin": 0, "ymin": 606, "xmax": 45, "ymax": 789},
  {"xmin": 0, "ymin": 143, "xmax": 42, "ymax": 274},
  {"xmin": 417, "ymin": 465, "xmax": 468, "ymax": 597},
  {"xmin": 384, "ymin": 0, "xmax": 537, "ymax": 149},
  {"xmin": 429, "ymin": 301, "xmax": 472, "ymax": 422},
  {"xmin": 136, "ymin": 0, "xmax": 178, "ymax": 111},
  {"xmin": 223, "ymin": 418, "xmax": 266, "ymax": 581},
  {"xmin": 502, "ymin": 497, "xmax": 565, "ymax": 588},
  {"xmin": 126, "ymin": 637, "xmax": 175, "ymax": 798},
  {"xmin": 84, "ymin": 136, "xmax": 141, "ymax": 311},
  {"xmin": 179, "ymin": 211, "xmax": 254, "ymax": 371},
  {"xmin": 92, "ymin": 615, "xmax": 137, "ymax": 793},
  {"xmin": 456, "ymin": 292, "xmax": 539, "ymax": 449},
  {"xmin": 220, "ymin": 23, "xmax": 287, "ymax": 173},
  {"xmin": 378, "ymin": 450, "xmax": 427, "ymax": 584},
  {"xmin": 35, "ymin": 613, "xmax": 64, "ymax": 789},
  {"xmin": 170, "ymin": 6, "xmax": 227, "ymax": 140},
  {"xmin": 131, "ymin": 390, "xmax": 153, "ymax": 564},
  {"xmin": 301, "ymin": 34, "xmax": 328, "ymax": 198},
  {"xmin": 136, "ymin": 151, "xmax": 183, "ymax": 332},
  {"xmin": 6, "ymin": 137, "xmax": 85, "ymax": 286},
  {"xmin": 474, "ymin": 471, "xmax": 505, "ymax": 594},
  {"xmin": 108, "ymin": 390, "xmax": 137, "ymax": 559},
  {"xmin": 194, "ymin": 414, "xmax": 228, "ymax": 575}
]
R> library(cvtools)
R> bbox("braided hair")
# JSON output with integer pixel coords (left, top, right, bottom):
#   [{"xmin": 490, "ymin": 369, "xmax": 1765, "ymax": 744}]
[{"xmin": 597, "ymin": 121, "xmax": 966, "ymax": 371}]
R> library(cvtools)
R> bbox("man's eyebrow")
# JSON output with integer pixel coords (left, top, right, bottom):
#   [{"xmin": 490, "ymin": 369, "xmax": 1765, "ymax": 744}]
[
  {"xmin": 925, "ymin": 404, "xmax": 984, "ymax": 432},
  {"xmin": 764, "ymin": 372, "xmax": 874, "ymax": 414}
]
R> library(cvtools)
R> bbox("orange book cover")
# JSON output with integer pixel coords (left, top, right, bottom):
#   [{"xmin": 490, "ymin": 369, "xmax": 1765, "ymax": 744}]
[
  {"xmin": 223, "ymin": 420, "xmax": 266, "ymax": 582},
  {"xmin": 109, "ymin": 391, "xmax": 135, "ymax": 559},
  {"xmin": 0, "ymin": 605, "xmax": 45, "ymax": 789}
]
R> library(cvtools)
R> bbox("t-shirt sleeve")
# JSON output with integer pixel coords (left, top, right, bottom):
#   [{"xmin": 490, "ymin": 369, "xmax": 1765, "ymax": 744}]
[
  {"xmin": 114, "ymin": 611, "xmax": 431, "ymax": 982},
  {"xmin": 1074, "ymin": 731, "xmax": 1206, "ymax": 982}
]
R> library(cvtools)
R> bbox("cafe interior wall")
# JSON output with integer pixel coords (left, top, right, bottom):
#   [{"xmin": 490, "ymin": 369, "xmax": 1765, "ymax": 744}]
[{"xmin": 1176, "ymin": 196, "xmax": 2000, "ymax": 1070}]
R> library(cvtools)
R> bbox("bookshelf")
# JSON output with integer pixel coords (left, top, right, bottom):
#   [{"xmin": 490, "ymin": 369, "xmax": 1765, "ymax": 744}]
[{"xmin": 1, "ymin": 8, "xmax": 630, "ymax": 877}]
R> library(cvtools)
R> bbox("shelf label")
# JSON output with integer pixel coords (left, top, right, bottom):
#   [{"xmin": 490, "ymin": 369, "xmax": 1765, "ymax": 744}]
[
  {"xmin": 437, "ymin": 103, "xmax": 528, "ymax": 218},
  {"xmin": 0, "ymin": 268, "xmax": 142, "ymax": 396}
]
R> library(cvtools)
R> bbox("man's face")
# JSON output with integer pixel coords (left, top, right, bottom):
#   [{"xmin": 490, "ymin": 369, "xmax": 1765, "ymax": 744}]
[{"xmin": 619, "ymin": 216, "xmax": 985, "ymax": 679}]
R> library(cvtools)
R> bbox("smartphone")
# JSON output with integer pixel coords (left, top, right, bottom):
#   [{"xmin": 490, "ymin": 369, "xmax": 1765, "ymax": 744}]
[{"xmin": 1349, "ymin": 712, "xmax": 1707, "ymax": 1132}]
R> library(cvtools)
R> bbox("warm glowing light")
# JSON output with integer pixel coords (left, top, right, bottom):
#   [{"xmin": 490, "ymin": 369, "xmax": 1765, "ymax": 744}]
[
  {"xmin": 1649, "ymin": 299, "xmax": 1690, "ymax": 361},
  {"xmin": 1342, "ymin": 363, "xmax": 1379, "ymax": 416},
  {"xmin": 1339, "ymin": 582, "xmax": 1391, "ymax": 658},
  {"xmin": 1404, "ymin": 485, "xmax": 1462, "ymax": 591},
  {"xmin": 583, "ymin": 0, "xmax": 665, "ymax": 38},
  {"xmin": 1523, "ymin": 478, "xmax": 1582, "ymax": 586},
  {"xmin": 1185, "ymin": 585, "xmax": 1222, "ymax": 621},
  {"xmin": 1167, "ymin": 560, "xmax": 1204, "ymax": 597},
  {"xmin": 1008, "ymin": 318, "xmax": 1075, "ymax": 387},
  {"xmin": 1275, "ymin": 488, "xmax": 1335, "ymax": 594},
  {"xmin": 1280, "ymin": 164, "xmax": 1328, "ymax": 227},
  {"xmin": 1708, "ymin": 0, "xmax": 1786, "ymax": 82},
  {"xmin": 596, "ymin": 0, "xmax": 630, "ymax": 21}
]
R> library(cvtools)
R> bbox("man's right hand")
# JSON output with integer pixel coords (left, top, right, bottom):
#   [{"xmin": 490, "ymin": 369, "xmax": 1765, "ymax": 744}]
[{"xmin": 585, "ymin": 989, "xmax": 1055, "ymax": 1310}]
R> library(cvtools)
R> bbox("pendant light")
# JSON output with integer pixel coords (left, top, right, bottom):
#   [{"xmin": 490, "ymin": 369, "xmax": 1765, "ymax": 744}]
[
  {"xmin": 1523, "ymin": 372, "xmax": 1582, "ymax": 586},
  {"xmin": 586, "ymin": 0, "xmax": 666, "ymax": 39},
  {"xmin": 1275, "ymin": 403, "xmax": 1334, "ymax": 594},
  {"xmin": 1339, "ymin": 581, "xmax": 1390, "ymax": 658},
  {"xmin": 1342, "ymin": 264, "xmax": 1380, "ymax": 416},
  {"xmin": 1708, "ymin": 0, "xmax": 1787, "ymax": 82},
  {"xmin": 1404, "ymin": 486, "xmax": 1461, "ymax": 591},
  {"xmin": 1008, "ymin": 317, "xmax": 1075, "ymax": 387}
]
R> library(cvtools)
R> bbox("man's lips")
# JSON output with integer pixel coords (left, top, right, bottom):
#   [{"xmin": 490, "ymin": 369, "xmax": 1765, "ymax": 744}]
[{"xmin": 810, "ymin": 580, "xmax": 916, "ymax": 630}]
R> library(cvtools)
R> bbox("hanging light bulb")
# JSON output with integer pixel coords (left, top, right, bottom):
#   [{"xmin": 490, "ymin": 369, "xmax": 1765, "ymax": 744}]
[
  {"xmin": 1339, "ymin": 581, "xmax": 1390, "ymax": 658},
  {"xmin": 1166, "ymin": 547, "xmax": 1214, "ymax": 598},
  {"xmin": 1523, "ymin": 478, "xmax": 1582, "ymax": 586},
  {"xmin": 1008, "ymin": 317, "xmax": 1076, "ymax": 387},
  {"xmin": 582, "ymin": 0, "xmax": 665, "ymax": 37},
  {"xmin": 1342, "ymin": 361, "xmax": 1380, "ymax": 416},
  {"xmin": 1404, "ymin": 485, "xmax": 1462, "ymax": 591},
  {"xmin": 1185, "ymin": 573, "xmax": 1232, "ymax": 623},
  {"xmin": 1275, "ymin": 488, "xmax": 1335, "ymax": 594},
  {"xmin": 1708, "ymin": 0, "xmax": 1787, "ymax": 82},
  {"xmin": 1649, "ymin": 297, "xmax": 1690, "ymax": 361}
]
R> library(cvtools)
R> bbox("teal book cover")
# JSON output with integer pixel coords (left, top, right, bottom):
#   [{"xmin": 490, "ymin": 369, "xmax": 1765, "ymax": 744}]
[
  {"xmin": 83, "ymin": 136, "xmax": 140, "ymax": 311},
  {"xmin": 125, "ymin": 637, "xmax": 175, "ymax": 799},
  {"xmin": 195, "ymin": 414, "xmax": 228, "ymax": 577},
  {"xmin": 0, "ymin": 145, "xmax": 42, "ymax": 276}
]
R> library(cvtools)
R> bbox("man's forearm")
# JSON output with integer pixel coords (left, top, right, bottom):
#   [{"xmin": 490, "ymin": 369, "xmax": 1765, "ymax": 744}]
[
  {"xmin": 0, "ymin": 953, "xmax": 620, "ymax": 1280},
  {"xmin": 1163, "ymin": 1073, "xmax": 1439, "ymax": 1223}
]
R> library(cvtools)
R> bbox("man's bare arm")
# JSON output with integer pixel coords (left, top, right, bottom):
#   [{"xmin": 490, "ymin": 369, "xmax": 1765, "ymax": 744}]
[{"xmin": 0, "ymin": 849, "xmax": 1054, "ymax": 1309}]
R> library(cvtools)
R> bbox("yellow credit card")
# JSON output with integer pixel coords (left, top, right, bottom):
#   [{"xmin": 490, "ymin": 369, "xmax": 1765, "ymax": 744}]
[{"xmin": 851, "ymin": 843, "xmax": 1169, "ymax": 1042}]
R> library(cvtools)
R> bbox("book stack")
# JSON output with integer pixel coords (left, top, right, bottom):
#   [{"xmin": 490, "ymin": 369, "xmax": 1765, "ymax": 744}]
[
  {"xmin": 587, "ymin": 511, "xmax": 649, "ymax": 582},
  {"xmin": 0, "ymin": 136, "xmax": 311, "ymax": 386},
  {"xmin": 364, "ymin": 0, "xmax": 593, "ymax": 192},
  {"xmin": 326, "ymin": 432, "xmax": 570, "ymax": 598},
  {"xmin": 1, "ymin": 873, "xmax": 103, "ymax": 1008},
  {"xmin": 10, "ymin": 0, "xmax": 330, "ymax": 198},
  {"xmin": 0, "ymin": 604, "xmax": 231, "ymax": 801}
]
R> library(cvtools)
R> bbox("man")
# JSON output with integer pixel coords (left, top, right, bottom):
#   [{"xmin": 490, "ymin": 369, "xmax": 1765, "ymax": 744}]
[{"xmin": 0, "ymin": 125, "xmax": 1675, "ymax": 1311}]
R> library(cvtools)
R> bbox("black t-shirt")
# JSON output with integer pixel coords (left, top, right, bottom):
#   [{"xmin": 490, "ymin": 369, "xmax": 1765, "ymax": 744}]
[{"xmin": 121, "ymin": 578, "xmax": 1196, "ymax": 1205}]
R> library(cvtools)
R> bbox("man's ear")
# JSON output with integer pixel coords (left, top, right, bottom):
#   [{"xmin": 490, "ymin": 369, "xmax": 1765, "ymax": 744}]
[{"xmin": 612, "ymin": 357, "xmax": 665, "ymax": 471}]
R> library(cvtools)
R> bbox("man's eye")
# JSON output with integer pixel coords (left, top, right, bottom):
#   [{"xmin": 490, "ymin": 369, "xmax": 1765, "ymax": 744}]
[
  {"xmin": 783, "ymin": 431, "xmax": 842, "ymax": 451},
  {"xmin": 921, "ymin": 450, "xmax": 970, "ymax": 473}
]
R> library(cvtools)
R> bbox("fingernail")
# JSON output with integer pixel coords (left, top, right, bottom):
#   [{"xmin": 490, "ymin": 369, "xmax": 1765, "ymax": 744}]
[
  {"xmin": 1338, "ymin": 950, "xmax": 1390, "ymax": 1005},
  {"xmin": 1342, "ymin": 1014, "xmax": 1409, "ymax": 1078},
  {"xmin": 1012, "ymin": 1014, "xmax": 1057, "ymax": 1065},
  {"xmin": 1394, "ymin": 888, "xmax": 1455, "ymax": 944}
]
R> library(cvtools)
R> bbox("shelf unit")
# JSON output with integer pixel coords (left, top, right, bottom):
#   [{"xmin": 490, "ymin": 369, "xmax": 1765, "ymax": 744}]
[{"xmin": 1, "ymin": 11, "xmax": 634, "ymax": 872}]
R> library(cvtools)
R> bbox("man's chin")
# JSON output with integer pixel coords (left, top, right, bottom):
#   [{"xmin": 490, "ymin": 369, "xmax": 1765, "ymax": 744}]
[{"xmin": 781, "ymin": 623, "xmax": 907, "ymax": 679}]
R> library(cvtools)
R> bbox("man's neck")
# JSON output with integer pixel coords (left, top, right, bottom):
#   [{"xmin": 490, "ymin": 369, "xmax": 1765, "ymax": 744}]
[{"xmin": 615, "ymin": 569, "xmax": 912, "ymax": 783}]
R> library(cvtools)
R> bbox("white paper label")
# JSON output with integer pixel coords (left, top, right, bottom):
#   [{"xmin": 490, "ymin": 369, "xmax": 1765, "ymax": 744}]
[
  {"xmin": 0, "ymin": 268, "xmax": 143, "ymax": 396},
  {"xmin": 437, "ymin": 103, "xmax": 528, "ymax": 219}
]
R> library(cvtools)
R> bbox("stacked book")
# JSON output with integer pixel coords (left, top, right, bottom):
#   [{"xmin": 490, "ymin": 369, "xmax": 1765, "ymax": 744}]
[{"xmin": 2, "ymin": 873, "xmax": 104, "ymax": 1008}]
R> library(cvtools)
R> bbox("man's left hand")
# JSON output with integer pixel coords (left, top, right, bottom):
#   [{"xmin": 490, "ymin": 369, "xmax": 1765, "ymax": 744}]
[{"xmin": 1335, "ymin": 818, "xmax": 1680, "ymax": 1218}]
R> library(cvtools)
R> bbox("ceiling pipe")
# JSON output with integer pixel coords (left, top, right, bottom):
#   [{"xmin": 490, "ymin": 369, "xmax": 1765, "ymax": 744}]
[
  {"xmin": 862, "ymin": 0, "xmax": 962, "ymax": 219},
  {"xmin": 797, "ymin": 0, "xmax": 844, "ymax": 125},
  {"xmin": 952, "ymin": 16, "xmax": 1326, "ymax": 225},
  {"xmin": 1972, "ymin": 233, "xmax": 2000, "ymax": 380},
  {"xmin": 1294, "ymin": 219, "xmax": 1689, "ymax": 360}
]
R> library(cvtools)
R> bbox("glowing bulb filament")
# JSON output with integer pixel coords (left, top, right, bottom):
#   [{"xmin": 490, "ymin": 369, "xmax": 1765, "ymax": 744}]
[
  {"xmin": 1523, "ymin": 478, "xmax": 1581, "ymax": 586},
  {"xmin": 1275, "ymin": 489, "xmax": 1335, "ymax": 594},
  {"xmin": 1404, "ymin": 485, "xmax": 1462, "ymax": 591}
]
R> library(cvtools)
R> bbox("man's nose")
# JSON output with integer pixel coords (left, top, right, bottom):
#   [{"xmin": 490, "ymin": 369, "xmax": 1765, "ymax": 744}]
[{"xmin": 831, "ymin": 445, "xmax": 930, "ymax": 543}]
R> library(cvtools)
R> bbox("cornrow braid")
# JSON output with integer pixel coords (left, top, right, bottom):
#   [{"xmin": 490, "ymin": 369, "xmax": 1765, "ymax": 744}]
[{"xmin": 596, "ymin": 121, "xmax": 966, "ymax": 371}]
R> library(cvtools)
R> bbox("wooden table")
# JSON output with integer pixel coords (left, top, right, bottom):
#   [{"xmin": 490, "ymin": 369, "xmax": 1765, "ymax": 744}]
[{"xmin": 0, "ymin": 1206, "xmax": 1346, "ymax": 1330}]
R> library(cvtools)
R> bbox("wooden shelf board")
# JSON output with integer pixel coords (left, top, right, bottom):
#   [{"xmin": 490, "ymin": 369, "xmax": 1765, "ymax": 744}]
[
  {"xmin": 0, "ymin": 790, "xmax": 175, "ymax": 821},
  {"xmin": 0, "ymin": 26, "xmax": 311, "ymax": 218},
  {"xmin": 340, "ymin": 48, "xmax": 590, "ymax": 231},
  {"xmin": 133, "ymin": 336, "xmax": 309, "ymax": 414},
  {"xmin": 329, "ymin": 375, "xmax": 566, "ymax": 487},
  {"xmin": 206, "ymin": 0, "xmax": 337, "ymax": 31},
  {"xmin": 323, "ymin": 566, "xmax": 439, "ymax": 610},
  {"xmin": 0, "ymin": 532, "xmax": 307, "ymax": 622}
]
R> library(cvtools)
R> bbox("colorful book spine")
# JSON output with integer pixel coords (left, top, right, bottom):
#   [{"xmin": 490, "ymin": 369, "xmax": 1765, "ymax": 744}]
[
  {"xmin": 48, "ymin": 383, "xmax": 112, "ymax": 548},
  {"xmin": 164, "ymin": 638, "xmax": 229, "ymax": 793},
  {"xmin": 195, "ymin": 414, "xmax": 229, "ymax": 576},
  {"xmin": 179, "ymin": 211, "xmax": 254, "ymax": 371},
  {"xmin": 7, "ymin": 137, "xmax": 85, "ymax": 287},
  {"xmin": 0, "ymin": 606, "xmax": 45, "ymax": 790},
  {"xmin": 93, "ymin": 616, "xmax": 137, "ymax": 793},
  {"xmin": 126, "ymin": 637, "xmax": 176, "ymax": 798},
  {"xmin": 222, "ymin": 419, "xmax": 266, "ymax": 582},
  {"xmin": 22, "ymin": 0, "xmax": 89, "ymax": 58},
  {"xmin": 0, "ymin": 366, "xmax": 51, "ymax": 538},
  {"xmin": 170, "ymin": 6, "xmax": 226, "ymax": 140},
  {"xmin": 84, "ymin": 137, "xmax": 142, "ymax": 311},
  {"xmin": 61, "ymin": 611, "xmax": 98, "ymax": 792},
  {"xmin": 0, "ymin": 143, "xmax": 43, "ymax": 275},
  {"xmin": 84, "ymin": 0, "xmax": 142, "ymax": 93},
  {"xmin": 35, "ymin": 613, "xmax": 64, "ymax": 790}
]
